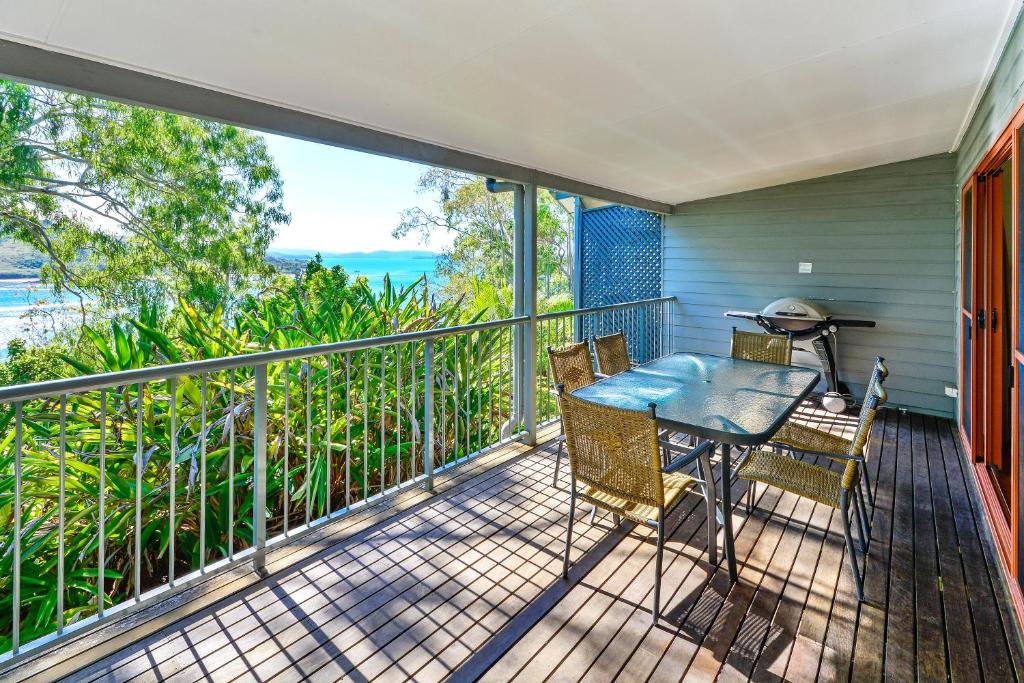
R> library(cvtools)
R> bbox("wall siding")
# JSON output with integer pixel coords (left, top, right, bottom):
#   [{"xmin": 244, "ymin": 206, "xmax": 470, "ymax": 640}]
[
  {"xmin": 953, "ymin": 6, "xmax": 1024, "ymax": 423},
  {"xmin": 665, "ymin": 154, "xmax": 956, "ymax": 416},
  {"xmin": 956, "ymin": 7, "xmax": 1024, "ymax": 187}
]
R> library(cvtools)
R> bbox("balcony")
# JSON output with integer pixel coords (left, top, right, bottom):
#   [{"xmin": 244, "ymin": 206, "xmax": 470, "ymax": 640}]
[
  {"xmin": 3, "ymin": 3, "xmax": 1024, "ymax": 680},
  {"xmin": 11, "ymin": 395, "xmax": 1021, "ymax": 681},
  {"xmin": 0, "ymin": 297, "xmax": 1020, "ymax": 681}
]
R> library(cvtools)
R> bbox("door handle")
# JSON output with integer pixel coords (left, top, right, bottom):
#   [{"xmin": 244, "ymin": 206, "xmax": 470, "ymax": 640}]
[
  {"xmin": 978, "ymin": 309, "xmax": 986, "ymax": 330},
  {"xmin": 992, "ymin": 308, "xmax": 998, "ymax": 332}
]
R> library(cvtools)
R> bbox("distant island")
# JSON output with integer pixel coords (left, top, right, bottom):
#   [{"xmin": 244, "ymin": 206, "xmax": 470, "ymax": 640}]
[
  {"xmin": 0, "ymin": 239, "xmax": 47, "ymax": 279},
  {"xmin": 268, "ymin": 248, "xmax": 437, "ymax": 260},
  {"xmin": 266, "ymin": 248, "xmax": 440, "ymax": 279},
  {"xmin": 0, "ymin": 240, "xmax": 440, "ymax": 280}
]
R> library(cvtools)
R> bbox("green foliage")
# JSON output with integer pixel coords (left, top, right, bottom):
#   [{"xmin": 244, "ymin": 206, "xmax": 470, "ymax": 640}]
[
  {"xmin": 0, "ymin": 262, "xmax": 515, "ymax": 652},
  {"xmin": 393, "ymin": 170, "xmax": 574, "ymax": 311},
  {"xmin": 0, "ymin": 339, "xmax": 63, "ymax": 385},
  {"xmin": 0, "ymin": 80, "xmax": 290, "ymax": 311}
]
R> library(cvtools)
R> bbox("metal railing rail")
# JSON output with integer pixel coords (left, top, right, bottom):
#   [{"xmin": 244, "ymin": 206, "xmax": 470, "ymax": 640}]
[
  {"xmin": 0, "ymin": 297, "xmax": 675, "ymax": 664},
  {"xmin": 534, "ymin": 296, "xmax": 675, "ymax": 426},
  {"xmin": 535, "ymin": 295, "xmax": 675, "ymax": 321},
  {"xmin": 0, "ymin": 316, "xmax": 529, "ymax": 404}
]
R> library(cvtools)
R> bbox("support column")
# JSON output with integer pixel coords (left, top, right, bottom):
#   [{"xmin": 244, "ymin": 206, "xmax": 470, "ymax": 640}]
[
  {"xmin": 523, "ymin": 183, "xmax": 538, "ymax": 445},
  {"xmin": 512, "ymin": 186, "xmax": 525, "ymax": 431},
  {"xmin": 490, "ymin": 178, "xmax": 536, "ymax": 444},
  {"xmin": 572, "ymin": 195, "xmax": 583, "ymax": 342}
]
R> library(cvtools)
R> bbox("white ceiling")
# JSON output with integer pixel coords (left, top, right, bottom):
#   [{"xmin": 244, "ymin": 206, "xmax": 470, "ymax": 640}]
[{"xmin": 0, "ymin": 0, "xmax": 1017, "ymax": 205}]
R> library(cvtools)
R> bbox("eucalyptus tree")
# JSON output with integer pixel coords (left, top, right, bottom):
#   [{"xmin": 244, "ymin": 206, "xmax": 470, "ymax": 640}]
[
  {"xmin": 0, "ymin": 80, "xmax": 290, "ymax": 315},
  {"xmin": 392, "ymin": 169, "xmax": 574, "ymax": 308}
]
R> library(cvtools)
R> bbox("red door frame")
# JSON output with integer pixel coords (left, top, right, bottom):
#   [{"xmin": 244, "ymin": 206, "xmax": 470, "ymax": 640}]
[{"xmin": 961, "ymin": 100, "xmax": 1024, "ymax": 618}]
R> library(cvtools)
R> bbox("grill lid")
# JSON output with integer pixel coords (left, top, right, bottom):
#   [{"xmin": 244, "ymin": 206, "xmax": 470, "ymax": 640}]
[{"xmin": 759, "ymin": 297, "xmax": 829, "ymax": 331}]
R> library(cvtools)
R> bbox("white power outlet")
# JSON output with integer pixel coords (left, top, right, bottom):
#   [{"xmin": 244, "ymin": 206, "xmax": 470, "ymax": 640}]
[
  {"xmin": 944, "ymin": 386, "xmax": 959, "ymax": 398},
  {"xmin": 798, "ymin": 262, "xmax": 813, "ymax": 274}
]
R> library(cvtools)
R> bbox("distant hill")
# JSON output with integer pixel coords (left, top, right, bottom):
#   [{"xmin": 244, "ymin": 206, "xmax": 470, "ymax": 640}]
[
  {"xmin": 268, "ymin": 248, "xmax": 437, "ymax": 260},
  {"xmin": 0, "ymin": 241, "xmax": 436, "ymax": 280},
  {"xmin": 0, "ymin": 239, "xmax": 45, "ymax": 279},
  {"xmin": 266, "ymin": 252, "xmax": 306, "ymax": 275}
]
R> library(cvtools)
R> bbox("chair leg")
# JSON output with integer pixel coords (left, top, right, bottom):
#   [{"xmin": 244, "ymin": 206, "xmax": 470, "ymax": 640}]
[
  {"xmin": 746, "ymin": 480, "xmax": 754, "ymax": 514},
  {"xmin": 855, "ymin": 486, "xmax": 871, "ymax": 548},
  {"xmin": 590, "ymin": 506, "xmax": 597, "ymax": 525},
  {"xmin": 553, "ymin": 439, "xmax": 563, "ymax": 488},
  {"xmin": 852, "ymin": 488, "xmax": 868, "ymax": 553},
  {"xmin": 652, "ymin": 510, "xmax": 665, "ymax": 624},
  {"xmin": 840, "ymin": 491, "xmax": 865, "ymax": 601},
  {"xmin": 861, "ymin": 465, "xmax": 875, "ymax": 507},
  {"xmin": 697, "ymin": 451, "xmax": 718, "ymax": 566},
  {"xmin": 563, "ymin": 480, "xmax": 577, "ymax": 579}
]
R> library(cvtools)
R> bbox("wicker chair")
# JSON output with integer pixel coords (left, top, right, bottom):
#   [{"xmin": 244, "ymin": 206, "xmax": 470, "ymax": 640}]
[
  {"xmin": 593, "ymin": 331, "xmax": 634, "ymax": 376},
  {"xmin": 557, "ymin": 388, "xmax": 718, "ymax": 622},
  {"xmin": 730, "ymin": 328, "xmax": 793, "ymax": 365},
  {"xmin": 548, "ymin": 342, "xmax": 598, "ymax": 487},
  {"xmin": 769, "ymin": 358, "xmax": 888, "ymax": 517},
  {"xmin": 737, "ymin": 358, "xmax": 888, "ymax": 601}
]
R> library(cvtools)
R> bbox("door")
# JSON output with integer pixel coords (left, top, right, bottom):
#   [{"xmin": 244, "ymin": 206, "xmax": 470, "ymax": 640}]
[
  {"xmin": 979, "ymin": 158, "xmax": 1013, "ymax": 518},
  {"xmin": 962, "ymin": 120, "xmax": 1022, "ymax": 586}
]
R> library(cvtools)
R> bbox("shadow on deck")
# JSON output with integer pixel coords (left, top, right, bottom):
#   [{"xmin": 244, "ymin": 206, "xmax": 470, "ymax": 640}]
[{"xmin": 33, "ymin": 406, "xmax": 1024, "ymax": 681}]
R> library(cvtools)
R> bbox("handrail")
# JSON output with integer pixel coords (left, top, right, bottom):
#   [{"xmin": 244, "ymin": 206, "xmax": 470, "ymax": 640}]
[
  {"xmin": 0, "ymin": 295, "xmax": 676, "ymax": 665},
  {"xmin": 0, "ymin": 314, "xmax": 529, "ymax": 402},
  {"xmin": 536, "ymin": 296, "xmax": 674, "ymax": 321},
  {"xmin": 0, "ymin": 297, "xmax": 677, "ymax": 402}
]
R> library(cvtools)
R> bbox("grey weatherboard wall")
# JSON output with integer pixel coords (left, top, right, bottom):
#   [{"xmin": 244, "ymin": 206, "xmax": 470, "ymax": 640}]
[
  {"xmin": 664, "ymin": 154, "xmax": 956, "ymax": 417},
  {"xmin": 953, "ymin": 5, "xmax": 1024, "ymax": 423}
]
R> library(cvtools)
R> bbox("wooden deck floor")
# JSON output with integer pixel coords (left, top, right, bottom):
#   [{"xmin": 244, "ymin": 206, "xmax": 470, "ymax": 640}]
[{"xmin": 53, "ymin": 406, "xmax": 1024, "ymax": 682}]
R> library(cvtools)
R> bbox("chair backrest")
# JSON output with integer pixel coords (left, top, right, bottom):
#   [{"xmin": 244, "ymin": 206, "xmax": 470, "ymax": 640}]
[
  {"xmin": 842, "ymin": 357, "xmax": 889, "ymax": 491},
  {"xmin": 593, "ymin": 331, "xmax": 631, "ymax": 376},
  {"xmin": 848, "ymin": 357, "xmax": 889, "ymax": 457},
  {"xmin": 730, "ymin": 328, "xmax": 793, "ymax": 365},
  {"xmin": 548, "ymin": 342, "xmax": 597, "ymax": 393},
  {"xmin": 557, "ymin": 389, "xmax": 664, "ymax": 508}
]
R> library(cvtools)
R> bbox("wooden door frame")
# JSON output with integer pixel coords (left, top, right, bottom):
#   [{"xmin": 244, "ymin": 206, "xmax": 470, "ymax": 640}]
[
  {"xmin": 981, "ymin": 157, "xmax": 1009, "ymax": 476},
  {"xmin": 962, "ymin": 99, "xmax": 1024, "ymax": 612},
  {"xmin": 961, "ymin": 177, "xmax": 977, "ymax": 454}
]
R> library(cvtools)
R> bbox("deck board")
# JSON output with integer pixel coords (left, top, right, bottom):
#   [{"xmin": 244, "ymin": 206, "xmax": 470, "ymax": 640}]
[{"xmin": 42, "ymin": 406, "xmax": 1024, "ymax": 683}]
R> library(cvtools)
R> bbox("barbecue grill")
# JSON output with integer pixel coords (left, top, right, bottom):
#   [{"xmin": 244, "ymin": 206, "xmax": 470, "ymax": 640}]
[{"xmin": 725, "ymin": 297, "xmax": 875, "ymax": 413}]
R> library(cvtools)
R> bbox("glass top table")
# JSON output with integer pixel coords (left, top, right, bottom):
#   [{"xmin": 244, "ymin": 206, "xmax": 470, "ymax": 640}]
[
  {"xmin": 571, "ymin": 352, "xmax": 820, "ymax": 447},
  {"xmin": 571, "ymin": 352, "xmax": 820, "ymax": 582}
]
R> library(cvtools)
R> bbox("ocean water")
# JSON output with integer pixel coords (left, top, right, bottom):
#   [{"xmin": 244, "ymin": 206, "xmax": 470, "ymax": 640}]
[
  {"xmin": 0, "ymin": 253, "xmax": 443, "ymax": 357},
  {"xmin": 0, "ymin": 279, "xmax": 82, "ymax": 357},
  {"xmin": 318, "ymin": 253, "xmax": 441, "ymax": 292}
]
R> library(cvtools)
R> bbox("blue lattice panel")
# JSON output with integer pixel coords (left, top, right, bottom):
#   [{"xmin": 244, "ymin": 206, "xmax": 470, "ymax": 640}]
[{"xmin": 579, "ymin": 204, "xmax": 663, "ymax": 357}]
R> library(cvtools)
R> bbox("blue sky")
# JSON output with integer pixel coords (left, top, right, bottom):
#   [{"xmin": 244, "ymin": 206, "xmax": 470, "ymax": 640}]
[{"xmin": 261, "ymin": 133, "xmax": 453, "ymax": 253}]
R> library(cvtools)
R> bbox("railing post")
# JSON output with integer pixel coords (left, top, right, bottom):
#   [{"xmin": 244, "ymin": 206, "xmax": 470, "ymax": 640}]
[
  {"xmin": 666, "ymin": 299, "xmax": 674, "ymax": 354},
  {"xmin": 638, "ymin": 306, "xmax": 648, "ymax": 363},
  {"xmin": 253, "ymin": 363, "xmax": 268, "ymax": 575},
  {"xmin": 424, "ymin": 338, "xmax": 435, "ymax": 491}
]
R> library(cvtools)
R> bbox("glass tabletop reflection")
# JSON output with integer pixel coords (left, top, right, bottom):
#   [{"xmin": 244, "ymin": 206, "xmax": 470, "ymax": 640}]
[{"xmin": 571, "ymin": 352, "xmax": 820, "ymax": 446}]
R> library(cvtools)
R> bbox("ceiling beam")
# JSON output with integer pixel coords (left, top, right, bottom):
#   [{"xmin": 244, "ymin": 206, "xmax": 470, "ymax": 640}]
[{"xmin": 0, "ymin": 38, "xmax": 671, "ymax": 214}]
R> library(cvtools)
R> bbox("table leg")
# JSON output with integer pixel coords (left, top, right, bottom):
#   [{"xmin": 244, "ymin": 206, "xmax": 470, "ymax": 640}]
[{"xmin": 720, "ymin": 443, "xmax": 738, "ymax": 582}]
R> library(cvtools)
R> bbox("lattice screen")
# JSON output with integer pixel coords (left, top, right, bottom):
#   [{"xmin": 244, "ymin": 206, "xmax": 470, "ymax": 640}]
[{"xmin": 577, "ymin": 204, "xmax": 663, "ymax": 359}]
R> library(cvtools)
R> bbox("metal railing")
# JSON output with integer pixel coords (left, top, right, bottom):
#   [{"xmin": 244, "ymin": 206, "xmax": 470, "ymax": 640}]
[
  {"xmin": 0, "ymin": 296, "xmax": 674, "ymax": 662},
  {"xmin": 536, "ymin": 297, "xmax": 674, "ymax": 424}
]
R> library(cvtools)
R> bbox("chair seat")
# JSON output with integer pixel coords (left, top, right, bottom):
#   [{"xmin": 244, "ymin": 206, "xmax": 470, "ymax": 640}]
[
  {"xmin": 771, "ymin": 421, "xmax": 852, "ymax": 459},
  {"xmin": 582, "ymin": 471, "xmax": 697, "ymax": 524},
  {"xmin": 737, "ymin": 450, "xmax": 844, "ymax": 508}
]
